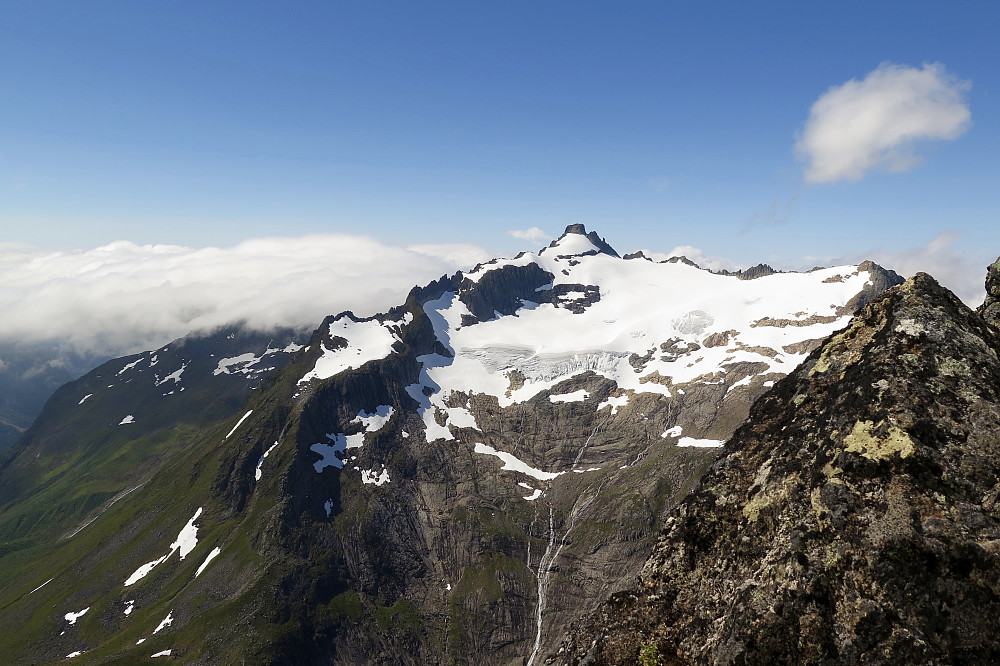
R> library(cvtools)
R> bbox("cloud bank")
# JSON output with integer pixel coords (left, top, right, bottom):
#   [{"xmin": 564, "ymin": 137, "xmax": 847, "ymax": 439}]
[
  {"xmin": 797, "ymin": 62, "xmax": 971, "ymax": 183},
  {"xmin": 0, "ymin": 235, "xmax": 491, "ymax": 356}
]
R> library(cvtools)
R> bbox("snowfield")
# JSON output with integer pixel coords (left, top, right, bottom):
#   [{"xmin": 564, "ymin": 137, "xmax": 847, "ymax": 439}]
[
  {"xmin": 416, "ymin": 233, "xmax": 868, "ymax": 427},
  {"xmin": 299, "ymin": 314, "xmax": 411, "ymax": 384},
  {"xmin": 289, "ymin": 228, "xmax": 883, "ymax": 498}
]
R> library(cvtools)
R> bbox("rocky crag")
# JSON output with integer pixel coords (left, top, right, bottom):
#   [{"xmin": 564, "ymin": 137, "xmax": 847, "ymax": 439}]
[{"xmin": 551, "ymin": 263, "xmax": 1000, "ymax": 665}]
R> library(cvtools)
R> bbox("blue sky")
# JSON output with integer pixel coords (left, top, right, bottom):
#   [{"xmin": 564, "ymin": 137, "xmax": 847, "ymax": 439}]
[{"xmin": 2, "ymin": 2, "xmax": 998, "ymax": 298}]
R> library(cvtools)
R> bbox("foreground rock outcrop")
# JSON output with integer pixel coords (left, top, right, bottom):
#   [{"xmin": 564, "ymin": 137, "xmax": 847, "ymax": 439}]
[{"xmin": 552, "ymin": 268, "xmax": 1000, "ymax": 665}]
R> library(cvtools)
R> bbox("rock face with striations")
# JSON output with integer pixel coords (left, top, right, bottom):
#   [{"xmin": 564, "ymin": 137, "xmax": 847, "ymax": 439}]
[{"xmin": 551, "ymin": 269, "xmax": 1000, "ymax": 665}]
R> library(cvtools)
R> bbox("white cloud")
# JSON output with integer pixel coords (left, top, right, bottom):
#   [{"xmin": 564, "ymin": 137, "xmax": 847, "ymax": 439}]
[
  {"xmin": 796, "ymin": 62, "xmax": 971, "ymax": 183},
  {"xmin": 508, "ymin": 227, "xmax": 549, "ymax": 243},
  {"xmin": 0, "ymin": 234, "xmax": 491, "ymax": 356}
]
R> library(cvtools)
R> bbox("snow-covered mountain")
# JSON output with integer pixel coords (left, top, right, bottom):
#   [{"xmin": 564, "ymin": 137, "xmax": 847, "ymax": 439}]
[
  {"xmin": 0, "ymin": 226, "xmax": 902, "ymax": 664},
  {"xmin": 299, "ymin": 225, "xmax": 897, "ymax": 495}
]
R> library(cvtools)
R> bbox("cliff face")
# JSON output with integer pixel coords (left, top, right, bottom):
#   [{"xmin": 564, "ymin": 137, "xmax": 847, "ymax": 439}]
[{"xmin": 552, "ymin": 271, "xmax": 1000, "ymax": 665}]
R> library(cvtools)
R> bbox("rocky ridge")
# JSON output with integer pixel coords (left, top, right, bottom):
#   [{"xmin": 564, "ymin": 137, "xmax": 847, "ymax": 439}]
[{"xmin": 551, "ymin": 262, "xmax": 1000, "ymax": 665}]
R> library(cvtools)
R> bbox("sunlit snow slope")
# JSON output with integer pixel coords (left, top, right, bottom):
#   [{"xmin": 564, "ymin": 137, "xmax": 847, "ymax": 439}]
[{"xmin": 299, "ymin": 225, "xmax": 894, "ymax": 486}]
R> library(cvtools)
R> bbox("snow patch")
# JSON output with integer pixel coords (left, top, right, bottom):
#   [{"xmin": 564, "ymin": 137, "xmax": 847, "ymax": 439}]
[
  {"xmin": 677, "ymin": 437, "xmax": 724, "ymax": 448},
  {"xmin": 310, "ymin": 441, "xmax": 344, "ymax": 472},
  {"xmin": 214, "ymin": 352, "xmax": 259, "ymax": 376},
  {"xmin": 119, "ymin": 415, "xmax": 135, "ymax": 425},
  {"xmin": 255, "ymin": 441, "xmax": 279, "ymax": 481},
  {"xmin": 151, "ymin": 650, "xmax": 172, "ymax": 658},
  {"xmin": 473, "ymin": 442, "xmax": 564, "ymax": 481},
  {"xmin": 155, "ymin": 362, "xmax": 187, "ymax": 386},
  {"xmin": 29, "ymin": 578, "xmax": 53, "ymax": 594},
  {"xmin": 549, "ymin": 389, "xmax": 589, "ymax": 403},
  {"xmin": 225, "ymin": 410, "xmax": 253, "ymax": 439},
  {"xmin": 725, "ymin": 374, "xmax": 754, "ymax": 394},
  {"xmin": 360, "ymin": 468, "xmax": 391, "ymax": 486},
  {"xmin": 118, "ymin": 358, "xmax": 143, "ymax": 375},
  {"xmin": 64, "ymin": 607, "xmax": 90, "ymax": 625},
  {"xmin": 324, "ymin": 499, "xmax": 333, "ymax": 516},
  {"xmin": 523, "ymin": 489, "xmax": 543, "ymax": 501},
  {"xmin": 662, "ymin": 425, "xmax": 683, "ymax": 438},
  {"xmin": 597, "ymin": 394, "xmax": 629, "ymax": 415},
  {"xmin": 124, "ymin": 600, "xmax": 135, "ymax": 616},
  {"xmin": 66, "ymin": 652, "xmax": 84, "ymax": 658},
  {"xmin": 78, "ymin": 394, "xmax": 93, "ymax": 405},
  {"xmin": 298, "ymin": 315, "xmax": 406, "ymax": 384},
  {"xmin": 352, "ymin": 405, "xmax": 394, "ymax": 436},
  {"xmin": 153, "ymin": 611, "xmax": 173, "ymax": 634},
  {"xmin": 311, "ymin": 406, "xmax": 394, "ymax": 472},
  {"xmin": 195, "ymin": 547, "xmax": 221, "ymax": 577}
]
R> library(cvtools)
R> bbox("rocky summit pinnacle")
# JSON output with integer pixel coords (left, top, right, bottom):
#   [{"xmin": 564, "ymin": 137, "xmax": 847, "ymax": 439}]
[
  {"xmin": 552, "ymin": 269, "xmax": 1000, "ymax": 665},
  {"xmin": 547, "ymin": 223, "xmax": 621, "ymax": 257}
]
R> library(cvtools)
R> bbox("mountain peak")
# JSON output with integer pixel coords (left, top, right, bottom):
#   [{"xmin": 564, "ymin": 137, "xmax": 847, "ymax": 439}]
[{"xmin": 541, "ymin": 224, "xmax": 620, "ymax": 258}]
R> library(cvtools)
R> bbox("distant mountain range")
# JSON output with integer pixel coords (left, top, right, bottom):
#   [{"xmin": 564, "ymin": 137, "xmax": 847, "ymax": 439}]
[{"xmin": 0, "ymin": 225, "xmax": 912, "ymax": 664}]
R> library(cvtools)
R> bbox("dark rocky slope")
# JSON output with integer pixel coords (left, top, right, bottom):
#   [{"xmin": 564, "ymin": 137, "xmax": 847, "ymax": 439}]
[{"xmin": 551, "ymin": 267, "xmax": 1000, "ymax": 665}]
